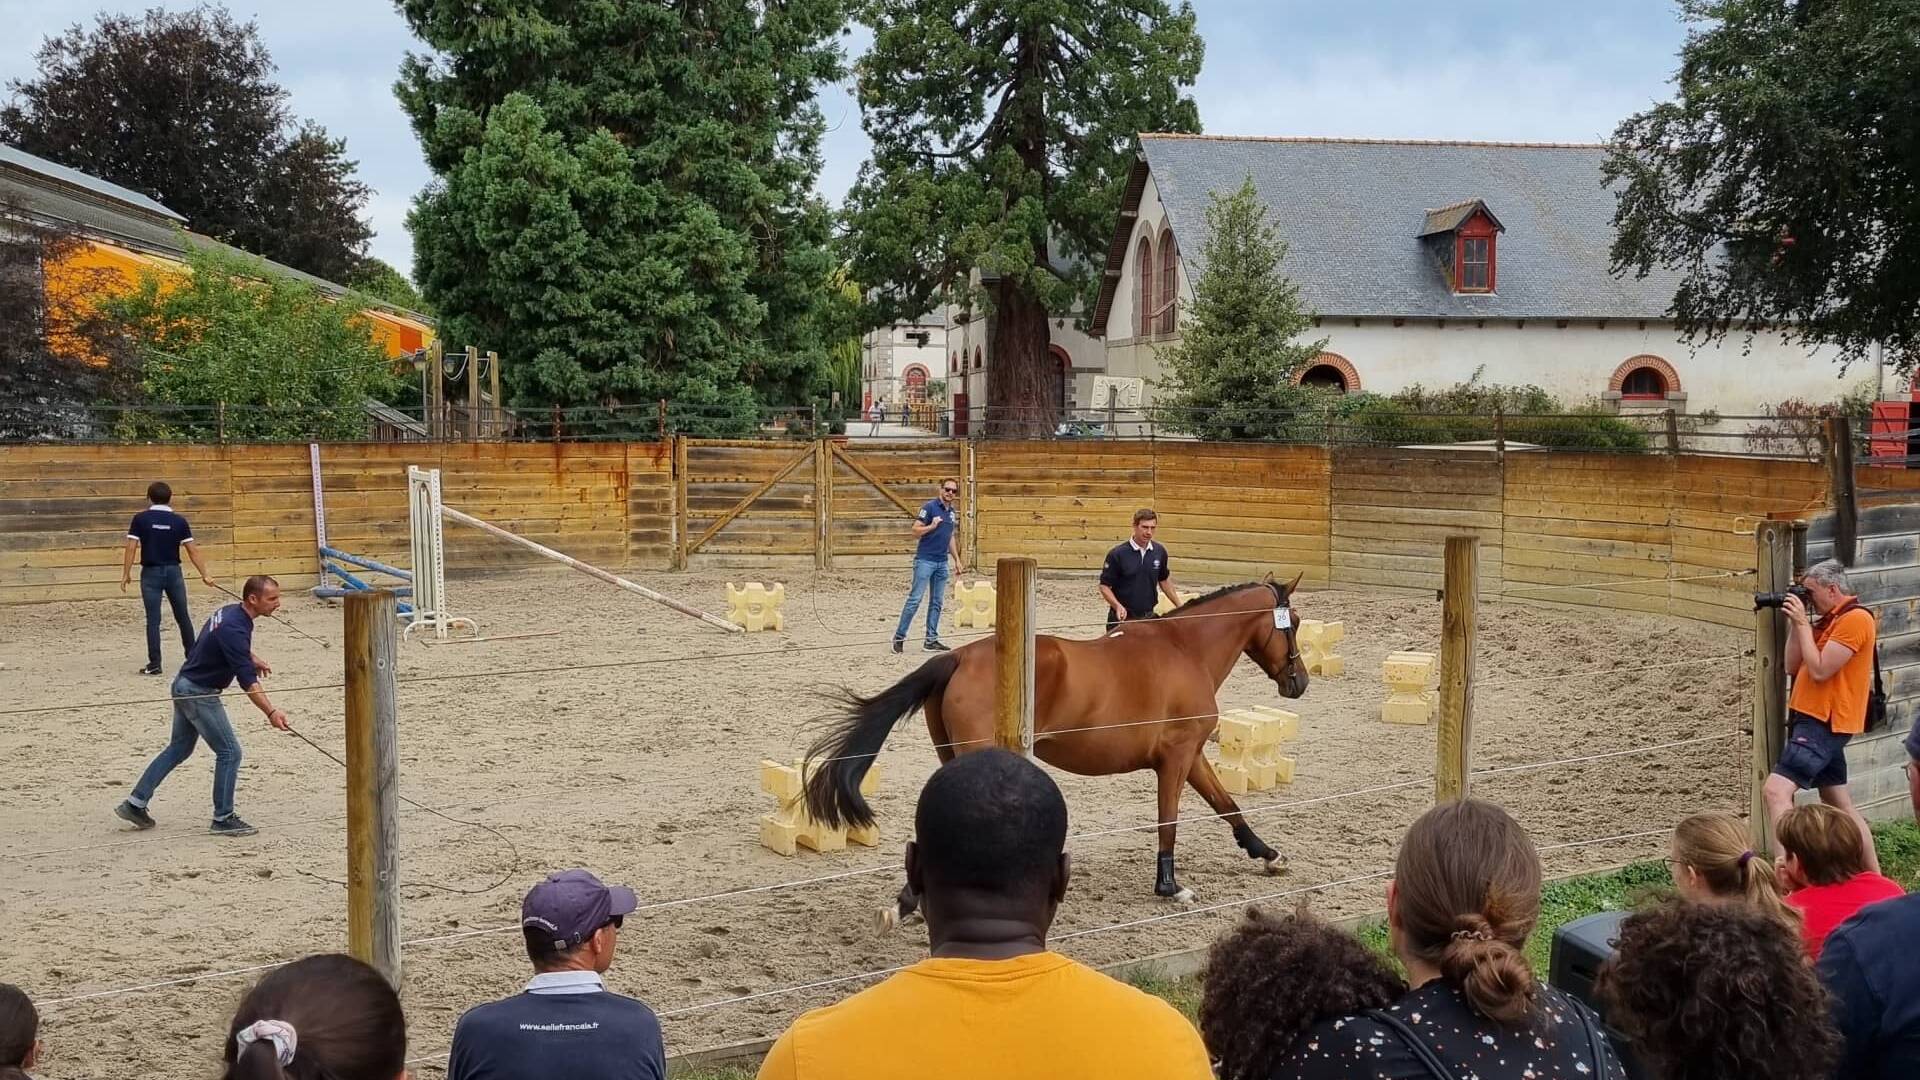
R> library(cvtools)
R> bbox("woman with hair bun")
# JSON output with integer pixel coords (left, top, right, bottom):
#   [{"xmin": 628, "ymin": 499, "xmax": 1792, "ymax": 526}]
[
  {"xmin": 1667, "ymin": 811, "xmax": 1800, "ymax": 931},
  {"xmin": 1266, "ymin": 800, "xmax": 1625, "ymax": 1079},
  {"xmin": 223, "ymin": 954, "xmax": 406, "ymax": 1080}
]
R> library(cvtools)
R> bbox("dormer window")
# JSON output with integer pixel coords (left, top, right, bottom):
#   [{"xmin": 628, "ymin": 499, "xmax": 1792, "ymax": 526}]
[{"xmin": 1419, "ymin": 199, "xmax": 1503, "ymax": 294}]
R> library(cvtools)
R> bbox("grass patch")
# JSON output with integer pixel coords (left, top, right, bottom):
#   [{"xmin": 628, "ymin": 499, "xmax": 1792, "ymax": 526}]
[{"xmin": 669, "ymin": 821, "xmax": 1920, "ymax": 1076}]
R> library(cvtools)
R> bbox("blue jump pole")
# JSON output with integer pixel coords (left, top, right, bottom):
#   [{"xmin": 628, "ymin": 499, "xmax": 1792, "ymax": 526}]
[{"xmin": 318, "ymin": 546, "xmax": 414, "ymax": 582}]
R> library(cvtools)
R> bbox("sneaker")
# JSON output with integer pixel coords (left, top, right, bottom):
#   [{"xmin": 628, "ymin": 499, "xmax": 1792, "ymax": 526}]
[
  {"xmin": 114, "ymin": 801, "xmax": 156, "ymax": 830},
  {"xmin": 891, "ymin": 639, "xmax": 904, "ymax": 654},
  {"xmin": 138, "ymin": 663, "xmax": 163, "ymax": 676},
  {"xmin": 924, "ymin": 640, "xmax": 950, "ymax": 652},
  {"xmin": 209, "ymin": 815, "xmax": 258, "ymax": 838}
]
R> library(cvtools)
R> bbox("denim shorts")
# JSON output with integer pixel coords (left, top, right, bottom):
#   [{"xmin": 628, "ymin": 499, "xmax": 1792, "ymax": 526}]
[{"xmin": 1773, "ymin": 711, "xmax": 1851, "ymax": 789}]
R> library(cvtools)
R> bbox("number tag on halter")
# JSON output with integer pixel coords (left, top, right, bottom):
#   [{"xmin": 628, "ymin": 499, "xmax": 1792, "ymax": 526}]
[{"xmin": 1273, "ymin": 607, "xmax": 1292, "ymax": 630}]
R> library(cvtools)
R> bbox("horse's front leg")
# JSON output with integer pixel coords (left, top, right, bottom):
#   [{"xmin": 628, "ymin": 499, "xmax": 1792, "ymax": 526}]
[
  {"xmin": 1187, "ymin": 753, "xmax": 1286, "ymax": 874},
  {"xmin": 1152, "ymin": 758, "xmax": 1194, "ymax": 902}
]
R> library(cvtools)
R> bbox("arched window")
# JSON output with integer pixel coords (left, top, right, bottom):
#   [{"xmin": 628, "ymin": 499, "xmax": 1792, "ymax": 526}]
[
  {"xmin": 1049, "ymin": 345, "xmax": 1072, "ymax": 412},
  {"xmin": 973, "ymin": 346, "xmax": 984, "ymax": 372},
  {"xmin": 902, "ymin": 365, "xmax": 929, "ymax": 401},
  {"xmin": 1291, "ymin": 352, "xmax": 1361, "ymax": 393},
  {"xmin": 1608, "ymin": 355, "xmax": 1681, "ymax": 400},
  {"xmin": 1134, "ymin": 235, "xmax": 1155, "ymax": 338},
  {"xmin": 1158, "ymin": 229, "xmax": 1179, "ymax": 335}
]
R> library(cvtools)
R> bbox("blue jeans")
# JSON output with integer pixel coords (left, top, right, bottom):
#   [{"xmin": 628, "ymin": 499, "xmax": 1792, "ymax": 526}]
[
  {"xmin": 140, "ymin": 563, "xmax": 195, "ymax": 667},
  {"xmin": 130, "ymin": 676, "xmax": 243, "ymax": 820},
  {"xmin": 894, "ymin": 557, "xmax": 950, "ymax": 644}
]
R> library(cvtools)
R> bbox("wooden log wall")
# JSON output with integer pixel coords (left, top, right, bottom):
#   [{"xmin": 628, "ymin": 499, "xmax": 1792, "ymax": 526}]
[{"xmin": 1329, "ymin": 449, "xmax": 1500, "ymax": 596}]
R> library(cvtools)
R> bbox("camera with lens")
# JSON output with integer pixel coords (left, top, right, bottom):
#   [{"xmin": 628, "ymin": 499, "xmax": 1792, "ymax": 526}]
[{"xmin": 1753, "ymin": 584, "xmax": 1813, "ymax": 611}]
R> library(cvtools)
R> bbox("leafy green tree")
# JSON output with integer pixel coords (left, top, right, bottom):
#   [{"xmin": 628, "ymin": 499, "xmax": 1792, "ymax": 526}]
[
  {"xmin": 102, "ymin": 243, "xmax": 400, "ymax": 440},
  {"xmin": 395, "ymin": 1, "xmax": 846, "ymax": 431},
  {"xmin": 843, "ymin": 0, "xmax": 1204, "ymax": 433},
  {"xmin": 1607, "ymin": 0, "xmax": 1920, "ymax": 372},
  {"xmin": 0, "ymin": 6, "xmax": 373, "ymax": 282},
  {"xmin": 1154, "ymin": 178, "xmax": 1327, "ymax": 440},
  {"xmin": 349, "ymin": 258, "xmax": 430, "ymax": 315}
]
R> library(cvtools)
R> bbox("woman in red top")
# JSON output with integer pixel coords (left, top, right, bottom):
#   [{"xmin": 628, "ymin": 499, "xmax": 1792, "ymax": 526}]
[{"xmin": 1777, "ymin": 803, "xmax": 1905, "ymax": 960}]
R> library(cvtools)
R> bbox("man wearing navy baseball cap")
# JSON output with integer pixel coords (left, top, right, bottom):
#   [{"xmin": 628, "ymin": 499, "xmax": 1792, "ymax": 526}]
[{"xmin": 448, "ymin": 868, "xmax": 664, "ymax": 1080}]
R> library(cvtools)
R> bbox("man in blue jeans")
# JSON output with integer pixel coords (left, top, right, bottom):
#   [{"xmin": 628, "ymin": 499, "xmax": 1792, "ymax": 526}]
[
  {"xmin": 121, "ymin": 480, "xmax": 217, "ymax": 675},
  {"xmin": 115, "ymin": 575, "xmax": 291, "ymax": 837},
  {"xmin": 893, "ymin": 477, "xmax": 963, "ymax": 653}
]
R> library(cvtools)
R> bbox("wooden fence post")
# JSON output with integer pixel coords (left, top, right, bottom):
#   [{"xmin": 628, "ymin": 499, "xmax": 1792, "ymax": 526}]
[
  {"xmin": 673, "ymin": 435, "xmax": 690, "ymax": 571},
  {"xmin": 1435, "ymin": 536, "xmax": 1479, "ymax": 803},
  {"xmin": 1752, "ymin": 520, "xmax": 1793, "ymax": 855},
  {"xmin": 465, "ymin": 345, "xmax": 481, "ymax": 439},
  {"xmin": 994, "ymin": 557, "xmax": 1037, "ymax": 757},
  {"xmin": 1665, "ymin": 408, "xmax": 1681, "ymax": 455},
  {"xmin": 487, "ymin": 350, "xmax": 502, "ymax": 438},
  {"xmin": 344, "ymin": 590, "xmax": 401, "ymax": 988},
  {"xmin": 814, "ymin": 439, "xmax": 832, "ymax": 570},
  {"xmin": 1824, "ymin": 415, "xmax": 1858, "ymax": 565}
]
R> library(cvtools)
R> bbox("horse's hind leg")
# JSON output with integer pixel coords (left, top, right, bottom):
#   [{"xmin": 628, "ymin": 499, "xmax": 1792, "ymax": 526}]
[
  {"xmin": 1187, "ymin": 753, "xmax": 1287, "ymax": 875},
  {"xmin": 881, "ymin": 701, "xmax": 953, "ymax": 932}
]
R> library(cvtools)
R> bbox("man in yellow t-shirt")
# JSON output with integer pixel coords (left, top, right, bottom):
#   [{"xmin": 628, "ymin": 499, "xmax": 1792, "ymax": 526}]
[
  {"xmin": 1766, "ymin": 558, "xmax": 1880, "ymax": 874},
  {"xmin": 756, "ymin": 749, "xmax": 1212, "ymax": 1080}
]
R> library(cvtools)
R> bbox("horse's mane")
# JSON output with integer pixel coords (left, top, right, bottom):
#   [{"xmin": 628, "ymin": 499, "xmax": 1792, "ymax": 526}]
[{"xmin": 1151, "ymin": 581, "xmax": 1266, "ymax": 617}]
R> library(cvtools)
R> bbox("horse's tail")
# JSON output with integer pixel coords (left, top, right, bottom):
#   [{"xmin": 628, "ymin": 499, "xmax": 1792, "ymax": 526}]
[{"xmin": 805, "ymin": 651, "xmax": 961, "ymax": 829}]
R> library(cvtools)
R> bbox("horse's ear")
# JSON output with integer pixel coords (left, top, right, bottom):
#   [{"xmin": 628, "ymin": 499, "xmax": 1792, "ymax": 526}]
[{"xmin": 1284, "ymin": 571, "xmax": 1304, "ymax": 597}]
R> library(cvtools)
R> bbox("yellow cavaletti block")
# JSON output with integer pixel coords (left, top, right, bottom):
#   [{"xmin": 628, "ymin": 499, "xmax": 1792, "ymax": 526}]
[
  {"xmin": 1382, "ymin": 651, "xmax": 1439, "ymax": 725},
  {"xmin": 1152, "ymin": 589, "xmax": 1190, "ymax": 616},
  {"xmin": 953, "ymin": 580, "xmax": 996, "ymax": 628},
  {"xmin": 725, "ymin": 582, "xmax": 786, "ymax": 632},
  {"xmin": 1211, "ymin": 706, "xmax": 1300, "ymax": 794},
  {"xmin": 758, "ymin": 757, "xmax": 881, "ymax": 855},
  {"xmin": 1298, "ymin": 619, "xmax": 1346, "ymax": 676}
]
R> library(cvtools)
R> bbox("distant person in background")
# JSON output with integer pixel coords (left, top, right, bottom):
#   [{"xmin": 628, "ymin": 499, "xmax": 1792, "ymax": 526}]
[
  {"xmin": 1198, "ymin": 906, "xmax": 1404, "ymax": 1080},
  {"xmin": 122, "ymin": 480, "xmax": 216, "ymax": 675},
  {"xmin": 221, "ymin": 954, "xmax": 406, "ymax": 1080},
  {"xmin": 115, "ymin": 574, "xmax": 291, "ymax": 838},
  {"xmin": 1666, "ymin": 811, "xmax": 1800, "ymax": 931},
  {"xmin": 1775, "ymin": 802, "xmax": 1903, "ymax": 961},
  {"xmin": 1816, "ymin": 721, "xmax": 1920, "ymax": 1079},
  {"xmin": 756, "ymin": 749, "xmax": 1212, "ymax": 1080},
  {"xmin": 1599, "ymin": 901, "xmax": 1839, "ymax": 1080},
  {"xmin": 870, "ymin": 397, "xmax": 887, "ymax": 435},
  {"xmin": 0, "ymin": 983, "xmax": 40, "ymax": 1080},
  {"xmin": 448, "ymin": 869, "xmax": 663, "ymax": 1080}
]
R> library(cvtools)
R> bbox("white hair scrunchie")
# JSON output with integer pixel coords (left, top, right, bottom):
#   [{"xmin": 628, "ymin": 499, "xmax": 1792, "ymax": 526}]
[{"xmin": 235, "ymin": 1019, "xmax": 298, "ymax": 1066}]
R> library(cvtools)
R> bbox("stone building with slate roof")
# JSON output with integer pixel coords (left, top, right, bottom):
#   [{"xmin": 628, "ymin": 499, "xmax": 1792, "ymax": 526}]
[{"xmin": 1090, "ymin": 134, "xmax": 1876, "ymax": 420}]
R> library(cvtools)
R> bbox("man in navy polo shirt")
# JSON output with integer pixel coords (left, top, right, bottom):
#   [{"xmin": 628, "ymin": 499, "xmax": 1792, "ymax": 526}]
[
  {"xmin": 892, "ymin": 477, "xmax": 963, "ymax": 653},
  {"xmin": 449, "ymin": 868, "xmax": 665, "ymax": 1080},
  {"xmin": 122, "ymin": 480, "xmax": 217, "ymax": 675},
  {"xmin": 1099, "ymin": 509, "xmax": 1180, "ymax": 631},
  {"xmin": 1816, "ymin": 719, "xmax": 1920, "ymax": 1079},
  {"xmin": 114, "ymin": 575, "xmax": 290, "ymax": 837}
]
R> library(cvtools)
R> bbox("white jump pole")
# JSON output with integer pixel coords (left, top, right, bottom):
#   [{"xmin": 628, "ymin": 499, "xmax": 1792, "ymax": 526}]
[{"xmin": 439, "ymin": 504, "xmax": 743, "ymax": 634}]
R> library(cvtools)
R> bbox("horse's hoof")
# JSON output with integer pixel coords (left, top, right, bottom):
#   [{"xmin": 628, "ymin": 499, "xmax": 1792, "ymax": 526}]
[
  {"xmin": 876, "ymin": 906, "xmax": 899, "ymax": 933},
  {"xmin": 1264, "ymin": 854, "xmax": 1289, "ymax": 876},
  {"xmin": 1175, "ymin": 887, "xmax": 1196, "ymax": 905}
]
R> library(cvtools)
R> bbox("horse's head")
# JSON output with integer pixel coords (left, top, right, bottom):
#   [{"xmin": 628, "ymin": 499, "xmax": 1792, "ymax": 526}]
[{"xmin": 1248, "ymin": 572, "xmax": 1309, "ymax": 699}]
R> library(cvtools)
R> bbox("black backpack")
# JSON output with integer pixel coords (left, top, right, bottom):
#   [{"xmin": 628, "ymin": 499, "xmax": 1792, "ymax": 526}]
[{"xmin": 1835, "ymin": 601, "xmax": 1886, "ymax": 731}]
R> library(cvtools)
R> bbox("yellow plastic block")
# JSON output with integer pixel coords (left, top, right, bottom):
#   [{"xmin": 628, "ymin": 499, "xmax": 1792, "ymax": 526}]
[
  {"xmin": 758, "ymin": 756, "xmax": 881, "ymax": 856},
  {"xmin": 953, "ymin": 580, "xmax": 996, "ymax": 628},
  {"xmin": 1298, "ymin": 620, "xmax": 1346, "ymax": 677},
  {"xmin": 1383, "ymin": 694, "xmax": 1438, "ymax": 725},
  {"xmin": 1211, "ymin": 706, "xmax": 1300, "ymax": 794},
  {"xmin": 1382, "ymin": 651, "xmax": 1437, "ymax": 688},
  {"xmin": 725, "ymin": 582, "xmax": 786, "ymax": 632},
  {"xmin": 1382, "ymin": 651, "xmax": 1439, "ymax": 725},
  {"xmin": 1152, "ymin": 589, "xmax": 1190, "ymax": 616}
]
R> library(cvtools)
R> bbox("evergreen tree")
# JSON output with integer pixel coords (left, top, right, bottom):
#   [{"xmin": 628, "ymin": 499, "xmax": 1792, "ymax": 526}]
[
  {"xmin": 0, "ymin": 6, "xmax": 372, "ymax": 281},
  {"xmin": 1155, "ymin": 177, "xmax": 1327, "ymax": 440},
  {"xmin": 1607, "ymin": 0, "xmax": 1920, "ymax": 372},
  {"xmin": 395, "ymin": 1, "xmax": 846, "ymax": 426},
  {"xmin": 843, "ymin": 0, "xmax": 1203, "ymax": 434}
]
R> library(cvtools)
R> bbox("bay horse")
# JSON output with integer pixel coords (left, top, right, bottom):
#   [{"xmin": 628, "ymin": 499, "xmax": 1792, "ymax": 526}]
[{"xmin": 805, "ymin": 576, "xmax": 1309, "ymax": 925}]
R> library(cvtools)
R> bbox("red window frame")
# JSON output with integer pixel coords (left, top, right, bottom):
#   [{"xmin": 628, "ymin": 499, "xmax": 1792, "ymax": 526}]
[
  {"xmin": 1134, "ymin": 236, "xmax": 1155, "ymax": 338},
  {"xmin": 1620, "ymin": 367, "xmax": 1667, "ymax": 400},
  {"xmin": 1458, "ymin": 235, "xmax": 1492, "ymax": 292}
]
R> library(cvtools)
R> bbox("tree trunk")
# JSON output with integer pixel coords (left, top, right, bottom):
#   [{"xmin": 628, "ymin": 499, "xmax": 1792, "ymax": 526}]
[{"xmin": 988, "ymin": 280, "xmax": 1054, "ymax": 436}]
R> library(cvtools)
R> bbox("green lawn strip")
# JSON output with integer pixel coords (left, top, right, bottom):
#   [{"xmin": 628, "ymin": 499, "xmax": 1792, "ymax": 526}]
[{"xmin": 670, "ymin": 823, "xmax": 1920, "ymax": 1078}]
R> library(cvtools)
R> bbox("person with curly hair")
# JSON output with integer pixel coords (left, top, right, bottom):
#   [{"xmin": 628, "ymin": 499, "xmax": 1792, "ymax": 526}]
[
  {"xmin": 1198, "ymin": 905, "xmax": 1404, "ymax": 1080},
  {"xmin": 1667, "ymin": 811, "xmax": 1800, "ymax": 930},
  {"xmin": 1262, "ymin": 800, "xmax": 1624, "ymax": 1079},
  {"xmin": 1597, "ymin": 900, "xmax": 1839, "ymax": 1080}
]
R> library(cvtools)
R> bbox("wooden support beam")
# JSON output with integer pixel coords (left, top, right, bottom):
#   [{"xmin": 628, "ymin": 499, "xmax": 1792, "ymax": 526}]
[
  {"xmin": 689, "ymin": 444, "xmax": 816, "ymax": 555},
  {"xmin": 345, "ymin": 590, "xmax": 401, "ymax": 988},
  {"xmin": 673, "ymin": 435, "xmax": 690, "ymax": 571},
  {"xmin": 814, "ymin": 439, "xmax": 832, "ymax": 570},
  {"xmin": 994, "ymin": 557, "xmax": 1037, "ymax": 756},
  {"xmin": 1752, "ymin": 520, "xmax": 1793, "ymax": 855},
  {"xmin": 829, "ymin": 441, "xmax": 919, "ymax": 518},
  {"xmin": 1435, "ymin": 536, "xmax": 1478, "ymax": 803},
  {"xmin": 1825, "ymin": 415, "xmax": 1858, "ymax": 565}
]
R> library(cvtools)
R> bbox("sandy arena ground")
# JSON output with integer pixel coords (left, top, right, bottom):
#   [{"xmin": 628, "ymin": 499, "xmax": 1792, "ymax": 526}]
[{"xmin": 0, "ymin": 567, "xmax": 1748, "ymax": 1078}]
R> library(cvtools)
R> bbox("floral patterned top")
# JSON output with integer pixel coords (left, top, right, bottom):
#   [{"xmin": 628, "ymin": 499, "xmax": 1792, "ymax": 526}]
[{"xmin": 1270, "ymin": 981, "xmax": 1627, "ymax": 1080}]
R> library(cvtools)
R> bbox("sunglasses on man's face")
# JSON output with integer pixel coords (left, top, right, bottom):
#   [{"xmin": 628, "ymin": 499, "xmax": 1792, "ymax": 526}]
[
  {"xmin": 605, "ymin": 914, "xmax": 624, "ymax": 931},
  {"xmin": 942, "ymin": 487, "xmax": 958, "ymax": 495}
]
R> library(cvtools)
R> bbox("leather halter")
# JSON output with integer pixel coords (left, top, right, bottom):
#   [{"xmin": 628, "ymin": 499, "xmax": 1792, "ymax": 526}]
[{"xmin": 1254, "ymin": 580, "xmax": 1303, "ymax": 685}]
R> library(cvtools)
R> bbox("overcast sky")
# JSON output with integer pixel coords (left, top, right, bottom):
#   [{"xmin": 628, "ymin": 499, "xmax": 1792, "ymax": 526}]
[{"xmin": 1, "ymin": 1, "xmax": 1695, "ymax": 278}]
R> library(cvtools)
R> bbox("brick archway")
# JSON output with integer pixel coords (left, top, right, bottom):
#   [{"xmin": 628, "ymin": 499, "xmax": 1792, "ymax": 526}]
[
  {"xmin": 1609, "ymin": 355, "xmax": 1680, "ymax": 396},
  {"xmin": 1292, "ymin": 352, "xmax": 1361, "ymax": 392}
]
